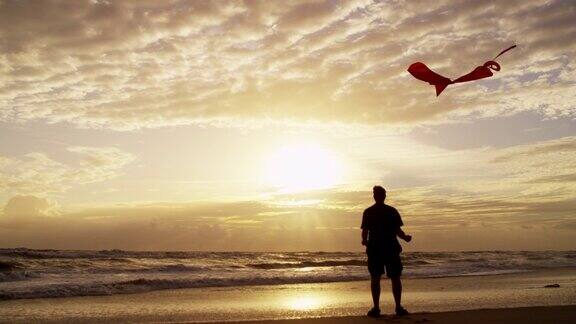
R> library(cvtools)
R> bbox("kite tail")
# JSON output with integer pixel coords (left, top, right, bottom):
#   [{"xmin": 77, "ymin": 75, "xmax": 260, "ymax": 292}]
[{"xmin": 493, "ymin": 45, "xmax": 517, "ymax": 60}]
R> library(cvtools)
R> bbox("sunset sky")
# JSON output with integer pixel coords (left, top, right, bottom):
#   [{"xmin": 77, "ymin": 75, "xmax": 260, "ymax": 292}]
[{"xmin": 1, "ymin": 0, "xmax": 575, "ymax": 251}]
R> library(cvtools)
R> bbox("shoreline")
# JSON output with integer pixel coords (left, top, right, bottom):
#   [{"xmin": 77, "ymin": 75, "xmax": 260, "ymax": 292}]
[
  {"xmin": 2, "ymin": 249, "xmax": 575, "ymax": 302},
  {"xmin": 0, "ymin": 268, "xmax": 543, "ymax": 302},
  {"xmin": 2, "ymin": 267, "xmax": 573, "ymax": 302},
  {"xmin": 0, "ymin": 268, "xmax": 575, "ymax": 323}
]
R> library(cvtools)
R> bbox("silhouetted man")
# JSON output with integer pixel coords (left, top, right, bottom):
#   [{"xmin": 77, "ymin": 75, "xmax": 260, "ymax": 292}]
[{"xmin": 361, "ymin": 186, "xmax": 412, "ymax": 317}]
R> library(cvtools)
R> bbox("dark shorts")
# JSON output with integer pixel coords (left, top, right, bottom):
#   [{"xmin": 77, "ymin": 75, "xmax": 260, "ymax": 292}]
[{"xmin": 366, "ymin": 250, "xmax": 403, "ymax": 278}]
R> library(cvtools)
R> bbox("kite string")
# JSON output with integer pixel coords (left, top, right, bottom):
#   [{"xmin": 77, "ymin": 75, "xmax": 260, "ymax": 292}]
[{"xmin": 493, "ymin": 45, "xmax": 517, "ymax": 60}]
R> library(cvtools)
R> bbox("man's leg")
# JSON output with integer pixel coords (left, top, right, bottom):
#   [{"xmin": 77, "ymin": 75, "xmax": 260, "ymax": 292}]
[
  {"xmin": 370, "ymin": 274, "xmax": 382, "ymax": 309},
  {"xmin": 390, "ymin": 276, "xmax": 402, "ymax": 308},
  {"xmin": 386, "ymin": 253, "xmax": 408, "ymax": 314}
]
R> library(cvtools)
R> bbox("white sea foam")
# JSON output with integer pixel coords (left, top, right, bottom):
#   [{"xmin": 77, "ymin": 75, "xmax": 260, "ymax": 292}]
[{"xmin": 0, "ymin": 249, "xmax": 575, "ymax": 300}]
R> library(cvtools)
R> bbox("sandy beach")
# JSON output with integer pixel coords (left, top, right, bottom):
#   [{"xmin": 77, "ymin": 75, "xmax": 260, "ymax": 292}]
[
  {"xmin": 227, "ymin": 306, "xmax": 576, "ymax": 324},
  {"xmin": 1, "ymin": 268, "xmax": 575, "ymax": 323}
]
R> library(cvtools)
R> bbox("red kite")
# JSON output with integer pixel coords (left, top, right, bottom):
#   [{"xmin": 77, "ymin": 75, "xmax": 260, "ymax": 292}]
[{"xmin": 408, "ymin": 45, "xmax": 517, "ymax": 96}]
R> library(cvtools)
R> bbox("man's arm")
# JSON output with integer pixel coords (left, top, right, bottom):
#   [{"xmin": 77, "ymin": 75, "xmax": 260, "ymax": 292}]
[
  {"xmin": 397, "ymin": 228, "xmax": 412, "ymax": 242},
  {"xmin": 394, "ymin": 208, "xmax": 411, "ymax": 242},
  {"xmin": 362, "ymin": 229, "xmax": 368, "ymax": 246},
  {"xmin": 361, "ymin": 210, "xmax": 368, "ymax": 246}
]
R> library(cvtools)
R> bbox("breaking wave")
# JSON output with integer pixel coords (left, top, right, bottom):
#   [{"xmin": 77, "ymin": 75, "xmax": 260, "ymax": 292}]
[{"xmin": 1, "ymin": 249, "xmax": 575, "ymax": 300}]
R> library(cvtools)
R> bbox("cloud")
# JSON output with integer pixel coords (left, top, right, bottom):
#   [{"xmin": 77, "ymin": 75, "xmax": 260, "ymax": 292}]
[
  {"xmin": 0, "ymin": 1, "xmax": 573, "ymax": 252},
  {"xmin": 3, "ymin": 195, "xmax": 57, "ymax": 218},
  {"xmin": 492, "ymin": 136, "xmax": 576, "ymax": 162},
  {"xmin": 0, "ymin": 0, "xmax": 574, "ymax": 130},
  {"xmin": 483, "ymin": 136, "xmax": 576, "ymax": 200},
  {"xmin": 65, "ymin": 146, "xmax": 136, "ymax": 184},
  {"xmin": 0, "ymin": 146, "xmax": 135, "ymax": 195},
  {"xmin": 527, "ymin": 174, "xmax": 576, "ymax": 184},
  {"xmin": 1, "ymin": 173, "xmax": 575, "ymax": 251},
  {"xmin": 2, "ymin": 132, "xmax": 572, "ymax": 251},
  {"xmin": 0, "ymin": 195, "xmax": 59, "ymax": 230}
]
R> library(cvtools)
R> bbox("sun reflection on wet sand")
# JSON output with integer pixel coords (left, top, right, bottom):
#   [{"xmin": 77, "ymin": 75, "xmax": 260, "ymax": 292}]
[
  {"xmin": 286, "ymin": 295, "xmax": 323, "ymax": 311},
  {"xmin": 2, "ymin": 271, "xmax": 576, "ymax": 322}
]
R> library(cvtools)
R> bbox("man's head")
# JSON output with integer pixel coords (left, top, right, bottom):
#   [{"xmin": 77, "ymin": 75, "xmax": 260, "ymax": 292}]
[{"xmin": 373, "ymin": 186, "xmax": 386, "ymax": 203}]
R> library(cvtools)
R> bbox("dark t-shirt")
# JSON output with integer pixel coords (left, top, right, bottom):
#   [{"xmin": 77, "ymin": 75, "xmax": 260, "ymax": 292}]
[{"xmin": 361, "ymin": 203, "xmax": 403, "ymax": 255}]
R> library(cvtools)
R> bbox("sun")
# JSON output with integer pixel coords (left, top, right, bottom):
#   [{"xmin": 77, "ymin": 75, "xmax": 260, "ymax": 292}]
[{"xmin": 263, "ymin": 143, "xmax": 343, "ymax": 192}]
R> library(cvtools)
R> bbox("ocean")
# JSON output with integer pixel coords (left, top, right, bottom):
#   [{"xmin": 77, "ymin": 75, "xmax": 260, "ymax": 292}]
[{"xmin": 1, "ymin": 249, "xmax": 575, "ymax": 300}]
